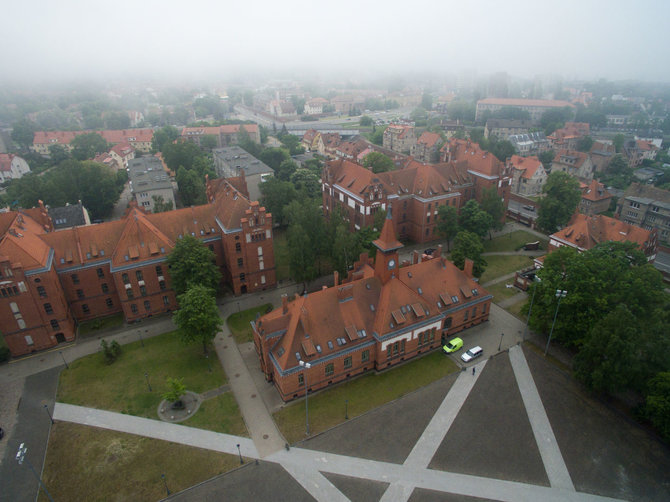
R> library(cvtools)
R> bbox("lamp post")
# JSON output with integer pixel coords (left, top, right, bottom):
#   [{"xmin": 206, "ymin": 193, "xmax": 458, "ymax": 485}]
[
  {"xmin": 59, "ymin": 350, "xmax": 69, "ymax": 369},
  {"xmin": 544, "ymin": 290, "xmax": 567, "ymax": 356},
  {"xmin": 43, "ymin": 404, "xmax": 54, "ymax": 425},
  {"xmin": 236, "ymin": 443, "xmax": 244, "ymax": 464},
  {"xmin": 498, "ymin": 332, "xmax": 505, "ymax": 351},
  {"xmin": 144, "ymin": 372, "xmax": 152, "ymax": 392},
  {"xmin": 138, "ymin": 330, "xmax": 144, "ymax": 347},
  {"xmin": 345, "ymin": 399, "xmax": 349, "ymax": 420},
  {"xmin": 523, "ymin": 276, "xmax": 541, "ymax": 342},
  {"xmin": 161, "ymin": 473, "xmax": 170, "ymax": 496},
  {"xmin": 16, "ymin": 443, "xmax": 54, "ymax": 502},
  {"xmin": 298, "ymin": 360, "xmax": 311, "ymax": 435}
]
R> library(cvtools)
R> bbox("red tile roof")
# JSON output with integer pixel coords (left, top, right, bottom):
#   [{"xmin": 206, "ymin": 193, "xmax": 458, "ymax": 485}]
[
  {"xmin": 508, "ymin": 155, "xmax": 542, "ymax": 179},
  {"xmin": 581, "ymin": 179, "xmax": 611, "ymax": 202},
  {"xmin": 477, "ymin": 98, "xmax": 575, "ymax": 108},
  {"xmin": 445, "ymin": 139, "xmax": 503, "ymax": 177},
  {"xmin": 417, "ymin": 131, "xmax": 441, "ymax": 148},
  {"xmin": 33, "ymin": 129, "xmax": 153, "ymax": 146},
  {"xmin": 551, "ymin": 213, "xmax": 652, "ymax": 251},
  {"xmin": 0, "ymin": 154, "xmax": 16, "ymax": 172}
]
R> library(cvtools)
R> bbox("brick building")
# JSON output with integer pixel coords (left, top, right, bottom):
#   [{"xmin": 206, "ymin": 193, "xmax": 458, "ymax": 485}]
[
  {"xmin": 508, "ymin": 155, "xmax": 546, "ymax": 197},
  {"xmin": 411, "ymin": 131, "xmax": 442, "ymax": 162},
  {"xmin": 32, "ymin": 129, "xmax": 154, "ymax": 155},
  {"xmin": 579, "ymin": 179, "xmax": 612, "ymax": 216},
  {"xmin": 383, "ymin": 125, "xmax": 416, "ymax": 153},
  {"xmin": 252, "ymin": 212, "xmax": 492, "ymax": 401},
  {"xmin": 181, "ymin": 124, "xmax": 261, "ymax": 148},
  {"xmin": 0, "ymin": 177, "xmax": 275, "ymax": 358}
]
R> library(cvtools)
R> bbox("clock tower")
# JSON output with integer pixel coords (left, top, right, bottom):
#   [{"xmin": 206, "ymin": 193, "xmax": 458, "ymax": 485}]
[{"xmin": 372, "ymin": 206, "xmax": 403, "ymax": 285}]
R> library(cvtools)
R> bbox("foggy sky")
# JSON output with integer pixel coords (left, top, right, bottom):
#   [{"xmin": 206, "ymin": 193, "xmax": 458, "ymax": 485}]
[{"xmin": 4, "ymin": 0, "xmax": 670, "ymax": 84}]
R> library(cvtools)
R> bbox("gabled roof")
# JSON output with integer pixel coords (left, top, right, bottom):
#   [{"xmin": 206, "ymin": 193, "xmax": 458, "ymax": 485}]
[
  {"xmin": 416, "ymin": 131, "xmax": 441, "ymax": 148},
  {"xmin": 110, "ymin": 143, "xmax": 135, "ymax": 156},
  {"xmin": 551, "ymin": 213, "xmax": 652, "ymax": 251},
  {"xmin": 581, "ymin": 179, "xmax": 611, "ymax": 202},
  {"xmin": 0, "ymin": 154, "xmax": 19, "ymax": 172},
  {"xmin": 0, "ymin": 214, "xmax": 51, "ymax": 269},
  {"xmin": 181, "ymin": 124, "xmax": 259, "ymax": 137},
  {"xmin": 445, "ymin": 139, "xmax": 503, "ymax": 177},
  {"xmin": 554, "ymin": 149, "xmax": 589, "ymax": 168},
  {"xmin": 508, "ymin": 155, "xmax": 543, "ymax": 179}
]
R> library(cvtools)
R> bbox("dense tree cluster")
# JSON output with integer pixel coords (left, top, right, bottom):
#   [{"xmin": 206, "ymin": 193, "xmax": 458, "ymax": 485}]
[
  {"xmin": 468, "ymin": 128, "xmax": 516, "ymax": 162},
  {"xmin": 536, "ymin": 171, "xmax": 581, "ymax": 233}
]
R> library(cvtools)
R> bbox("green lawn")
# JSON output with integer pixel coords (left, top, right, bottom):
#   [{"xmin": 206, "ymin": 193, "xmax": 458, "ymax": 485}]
[
  {"xmin": 480, "ymin": 255, "xmax": 534, "ymax": 284},
  {"xmin": 181, "ymin": 392, "xmax": 247, "ymax": 435},
  {"xmin": 57, "ymin": 330, "xmax": 229, "ymax": 422},
  {"xmin": 484, "ymin": 281, "xmax": 523, "ymax": 302},
  {"xmin": 274, "ymin": 351, "xmax": 458, "ymax": 444},
  {"xmin": 483, "ymin": 230, "xmax": 548, "ymax": 253},
  {"xmin": 227, "ymin": 304, "xmax": 272, "ymax": 344},
  {"xmin": 78, "ymin": 312, "xmax": 124, "ymax": 335},
  {"xmin": 273, "ymin": 228, "xmax": 291, "ymax": 281},
  {"xmin": 39, "ymin": 423, "xmax": 241, "ymax": 502},
  {"xmin": 506, "ymin": 298, "xmax": 528, "ymax": 320}
]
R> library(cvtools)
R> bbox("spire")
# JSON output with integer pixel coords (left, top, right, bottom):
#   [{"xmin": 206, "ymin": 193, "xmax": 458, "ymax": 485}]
[{"xmin": 372, "ymin": 205, "xmax": 403, "ymax": 253}]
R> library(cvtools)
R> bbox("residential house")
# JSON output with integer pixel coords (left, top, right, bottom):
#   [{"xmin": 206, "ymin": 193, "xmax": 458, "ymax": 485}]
[
  {"xmin": 109, "ymin": 143, "xmax": 136, "ymax": 170},
  {"xmin": 301, "ymin": 129, "xmax": 322, "ymax": 152},
  {"xmin": 616, "ymin": 183, "xmax": 670, "ymax": 243},
  {"xmin": 0, "ymin": 154, "xmax": 31, "ymax": 183},
  {"xmin": 212, "ymin": 146, "xmax": 274, "ymax": 201},
  {"xmin": 484, "ymin": 119, "xmax": 532, "ymax": 140},
  {"xmin": 127, "ymin": 157, "xmax": 175, "ymax": 213},
  {"xmin": 548, "ymin": 213, "xmax": 657, "ymax": 261},
  {"xmin": 335, "ymin": 139, "xmax": 369, "ymax": 162},
  {"xmin": 304, "ymin": 98, "xmax": 329, "ymax": 115},
  {"xmin": 508, "ymin": 155, "xmax": 546, "ymax": 197},
  {"xmin": 551, "ymin": 150, "xmax": 594, "ymax": 181},
  {"xmin": 589, "ymin": 141, "xmax": 615, "ymax": 173},
  {"xmin": 321, "ymin": 133, "xmax": 342, "ymax": 159},
  {"xmin": 508, "ymin": 132, "xmax": 551, "ymax": 157},
  {"xmin": 0, "ymin": 177, "xmax": 276, "ymax": 358},
  {"xmin": 181, "ymin": 124, "xmax": 261, "ymax": 148},
  {"xmin": 330, "ymin": 95, "xmax": 365, "ymax": 114},
  {"xmin": 547, "ymin": 122, "xmax": 590, "ymax": 150},
  {"xmin": 252, "ymin": 213, "xmax": 492, "ymax": 401},
  {"xmin": 579, "ymin": 179, "xmax": 612, "ymax": 215},
  {"xmin": 411, "ymin": 131, "xmax": 442, "ymax": 162},
  {"xmin": 31, "ymin": 129, "xmax": 154, "ymax": 155},
  {"xmin": 624, "ymin": 139, "xmax": 659, "ymax": 168},
  {"xmin": 383, "ymin": 125, "xmax": 416, "ymax": 154},
  {"xmin": 475, "ymin": 98, "xmax": 575, "ymax": 123},
  {"xmin": 48, "ymin": 201, "xmax": 91, "ymax": 229},
  {"xmin": 268, "ymin": 100, "xmax": 297, "ymax": 118}
]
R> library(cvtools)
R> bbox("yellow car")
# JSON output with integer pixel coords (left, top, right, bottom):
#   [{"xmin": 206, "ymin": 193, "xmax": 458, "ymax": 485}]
[{"xmin": 442, "ymin": 337, "xmax": 463, "ymax": 354}]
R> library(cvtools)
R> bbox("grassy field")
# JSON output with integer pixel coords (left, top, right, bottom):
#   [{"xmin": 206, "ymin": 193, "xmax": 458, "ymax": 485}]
[
  {"xmin": 484, "ymin": 281, "xmax": 523, "ymax": 302},
  {"xmin": 78, "ymin": 312, "xmax": 124, "ymax": 335},
  {"xmin": 272, "ymin": 229, "xmax": 291, "ymax": 281},
  {"xmin": 506, "ymin": 298, "xmax": 528, "ymax": 320},
  {"xmin": 227, "ymin": 304, "xmax": 273, "ymax": 344},
  {"xmin": 39, "ymin": 423, "xmax": 241, "ymax": 502},
  {"xmin": 57, "ymin": 330, "xmax": 227, "ymax": 420},
  {"xmin": 181, "ymin": 392, "xmax": 247, "ymax": 435},
  {"xmin": 274, "ymin": 351, "xmax": 458, "ymax": 444},
  {"xmin": 480, "ymin": 255, "xmax": 534, "ymax": 284},
  {"xmin": 483, "ymin": 230, "xmax": 548, "ymax": 253}
]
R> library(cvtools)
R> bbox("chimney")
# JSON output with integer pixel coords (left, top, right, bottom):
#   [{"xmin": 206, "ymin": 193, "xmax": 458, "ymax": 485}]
[
  {"xmin": 413, "ymin": 250, "xmax": 420, "ymax": 264},
  {"xmin": 463, "ymin": 258, "xmax": 474, "ymax": 278},
  {"xmin": 435, "ymin": 245, "xmax": 442, "ymax": 258},
  {"xmin": 333, "ymin": 270, "xmax": 339, "ymax": 287},
  {"xmin": 281, "ymin": 294, "xmax": 288, "ymax": 314}
]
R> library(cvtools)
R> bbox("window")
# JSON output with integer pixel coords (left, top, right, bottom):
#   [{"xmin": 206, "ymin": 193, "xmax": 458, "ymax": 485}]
[
  {"xmin": 393, "ymin": 342, "xmax": 399, "ymax": 356},
  {"xmin": 130, "ymin": 304, "xmax": 138, "ymax": 314},
  {"xmin": 298, "ymin": 374, "xmax": 304, "ymax": 386},
  {"xmin": 344, "ymin": 356, "xmax": 352, "ymax": 369},
  {"xmin": 122, "ymin": 273, "xmax": 129, "ymax": 284},
  {"xmin": 106, "ymin": 298, "xmax": 113, "ymax": 308},
  {"xmin": 72, "ymin": 274, "xmax": 79, "ymax": 284},
  {"xmin": 482, "ymin": 304, "xmax": 487, "ymax": 314},
  {"xmin": 464, "ymin": 309, "xmax": 469, "ymax": 321},
  {"xmin": 37, "ymin": 286, "xmax": 47, "ymax": 297},
  {"xmin": 44, "ymin": 303, "xmax": 53, "ymax": 315},
  {"xmin": 163, "ymin": 295, "xmax": 169, "ymax": 305},
  {"xmin": 50, "ymin": 319, "xmax": 59, "ymax": 330},
  {"xmin": 101, "ymin": 283, "xmax": 109, "ymax": 293},
  {"xmin": 144, "ymin": 300, "xmax": 151, "ymax": 311},
  {"xmin": 24, "ymin": 335, "xmax": 33, "ymax": 346},
  {"xmin": 82, "ymin": 304, "xmax": 90, "ymax": 314},
  {"xmin": 401, "ymin": 339, "xmax": 406, "ymax": 354},
  {"xmin": 325, "ymin": 363, "xmax": 334, "ymax": 376},
  {"xmin": 387, "ymin": 346, "xmax": 392, "ymax": 358},
  {"xmin": 159, "ymin": 280, "xmax": 166, "ymax": 291},
  {"xmin": 140, "ymin": 286, "xmax": 147, "ymax": 297},
  {"xmin": 235, "ymin": 242, "xmax": 241, "ymax": 252},
  {"xmin": 155, "ymin": 265, "xmax": 163, "ymax": 275},
  {"xmin": 237, "ymin": 258, "xmax": 243, "ymax": 268},
  {"xmin": 362, "ymin": 350, "xmax": 369, "ymax": 363},
  {"xmin": 239, "ymin": 273, "xmax": 246, "ymax": 282},
  {"xmin": 472, "ymin": 306, "xmax": 477, "ymax": 317},
  {"xmin": 444, "ymin": 317, "xmax": 453, "ymax": 329},
  {"xmin": 96, "ymin": 268, "xmax": 104, "ymax": 278},
  {"xmin": 136, "ymin": 270, "xmax": 143, "ymax": 281},
  {"xmin": 76, "ymin": 289, "xmax": 85, "ymax": 299},
  {"xmin": 127, "ymin": 289, "xmax": 134, "ymax": 299}
]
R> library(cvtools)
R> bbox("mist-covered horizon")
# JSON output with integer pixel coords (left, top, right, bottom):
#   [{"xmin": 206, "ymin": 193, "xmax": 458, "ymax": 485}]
[{"xmin": 3, "ymin": 0, "xmax": 670, "ymax": 86}]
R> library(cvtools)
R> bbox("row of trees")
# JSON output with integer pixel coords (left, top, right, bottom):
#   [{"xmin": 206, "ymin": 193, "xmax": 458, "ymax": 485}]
[{"xmin": 526, "ymin": 242, "xmax": 670, "ymax": 441}]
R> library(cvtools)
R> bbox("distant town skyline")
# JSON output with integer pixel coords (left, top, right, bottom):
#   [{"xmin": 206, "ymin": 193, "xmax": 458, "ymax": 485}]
[{"xmin": 3, "ymin": 0, "xmax": 670, "ymax": 85}]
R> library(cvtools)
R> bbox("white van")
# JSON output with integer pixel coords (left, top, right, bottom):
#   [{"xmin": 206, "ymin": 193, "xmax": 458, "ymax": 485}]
[{"xmin": 461, "ymin": 346, "xmax": 483, "ymax": 363}]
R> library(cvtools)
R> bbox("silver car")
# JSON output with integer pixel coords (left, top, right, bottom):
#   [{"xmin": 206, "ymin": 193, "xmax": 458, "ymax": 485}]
[{"xmin": 461, "ymin": 346, "xmax": 483, "ymax": 363}]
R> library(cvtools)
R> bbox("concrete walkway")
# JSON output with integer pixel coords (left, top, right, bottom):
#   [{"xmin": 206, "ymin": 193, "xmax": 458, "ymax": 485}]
[{"xmin": 509, "ymin": 345, "xmax": 574, "ymax": 491}]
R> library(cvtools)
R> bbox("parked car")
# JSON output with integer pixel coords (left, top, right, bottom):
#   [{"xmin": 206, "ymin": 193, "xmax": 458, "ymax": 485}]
[
  {"xmin": 442, "ymin": 337, "xmax": 463, "ymax": 354},
  {"xmin": 424, "ymin": 248, "xmax": 436, "ymax": 255},
  {"xmin": 461, "ymin": 346, "xmax": 483, "ymax": 363}
]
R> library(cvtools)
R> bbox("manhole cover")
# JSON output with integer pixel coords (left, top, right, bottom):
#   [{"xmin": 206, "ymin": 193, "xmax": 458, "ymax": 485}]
[
  {"xmin": 251, "ymin": 394, "xmax": 256, "ymax": 398},
  {"xmin": 263, "ymin": 434, "xmax": 269, "ymax": 439}
]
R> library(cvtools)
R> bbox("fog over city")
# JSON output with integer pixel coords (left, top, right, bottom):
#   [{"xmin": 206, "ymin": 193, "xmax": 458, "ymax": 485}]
[{"xmin": 4, "ymin": 0, "xmax": 670, "ymax": 84}]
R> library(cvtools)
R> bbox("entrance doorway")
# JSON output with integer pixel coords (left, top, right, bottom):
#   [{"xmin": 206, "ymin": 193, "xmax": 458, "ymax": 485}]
[{"xmin": 55, "ymin": 333, "xmax": 66, "ymax": 343}]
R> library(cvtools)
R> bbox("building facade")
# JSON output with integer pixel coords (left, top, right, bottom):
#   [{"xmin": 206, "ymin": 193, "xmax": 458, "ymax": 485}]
[
  {"xmin": 616, "ymin": 183, "xmax": 670, "ymax": 244},
  {"xmin": 181, "ymin": 124, "xmax": 261, "ymax": 148},
  {"xmin": 212, "ymin": 146, "xmax": 274, "ymax": 201},
  {"xmin": 252, "ymin": 213, "xmax": 491, "ymax": 401},
  {"xmin": 475, "ymin": 98, "xmax": 574, "ymax": 123},
  {"xmin": 32, "ymin": 129, "xmax": 153, "ymax": 155},
  {"xmin": 383, "ymin": 125, "xmax": 416, "ymax": 153},
  {"xmin": 411, "ymin": 131, "xmax": 442, "ymax": 162},
  {"xmin": 0, "ymin": 177, "xmax": 276, "ymax": 358},
  {"xmin": 551, "ymin": 150, "xmax": 594, "ymax": 182},
  {"xmin": 579, "ymin": 179, "xmax": 612, "ymax": 216},
  {"xmin": 128, "ymin": 157, "xmax": 175, "ymax": 213},
  {"xmin": 0, "ymin": 154, "xmax": 31, "ymax": 183},
  {"xmin": 508, "ymin": 155, "xmax": 546, "ymax": 197}
]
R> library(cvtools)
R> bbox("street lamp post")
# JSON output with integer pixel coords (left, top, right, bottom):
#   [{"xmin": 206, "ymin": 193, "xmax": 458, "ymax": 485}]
[
  {"xmin": 345, "ymin": 399, "xmax": 349, "ymax": 420},
  {"xmin": 298, "ymin": 361, "xmax": 311, "ymax": 435},
  {"xmin": 59, "ymin": 351, "xmax": 69, "ymax": 369},
  {"xmin": 144, "ymin": 372, "xmax": 152, "ymax": 392},
  {"xmin": 523, "ymin": 276, "xmax": 541, "ymax": 342},
  {"xmin": 161, "ymin": 473, "xmax": 170, "ymax": 496},
  {"xmin": 43, "ymin": 404, "xmax": 54, "ymax": 425},
  {"xmin": 498, "ymin": 332, "xmax": 505, "ymax": 351},
  {"xmin": 544, "ymin": 290, "xmax": 567, "ymax": 356},
  {"xmin": 16, "ymin": 443, "xmax": 55, "ymax": 502},
  {"xmin": 236, "ymin": 443, "xmax": 244, "ymax": 464},
  {"xmin": 138, "ymin": 330, "xmax": 144, "ymax": 347}
]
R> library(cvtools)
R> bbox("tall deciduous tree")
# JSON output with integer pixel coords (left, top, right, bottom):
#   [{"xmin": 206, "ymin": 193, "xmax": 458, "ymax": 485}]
[
  {"xmin": 11, "ymin": 119, "xmax": 37, "ymax": 150},
  {"xmin": 363, "ymin": 152, "xmax": 394, "ymax": 173},
  {"xmin": 644, "ymin": 372, "xmax": 670, "ymax": 442},
  {"xmin": 151, "ymin": 125, "xmax": 180, "ymax": 153},
  {"xmin": 174, "ymin": 285, "xmax": 221, "ymax": 355},
  {"xmin": 71, "ymin": 132, "xmax": 110, "ymax": 161},
  {"xmin": 436, "ymin": 205, "xmax": 459, "ymax": 251},
  {"xmin": 176, "ymin": 167, "xmax": 207, "ymax": 206},
  {"xmin": 259, "ymin": 178, "xmax": 298, "ymax": 226},
  {"xmin": 458, "ymin": 200, "xmax": 493, "ymax": 239},
  {"xmin": 290, "ymin": 168, "xmax": 320, "ymax": 199},
  {"xmin": 536, "ymin": 171, "xmax": 581, "ymax": 233},
  {"xmin": 480, "ymin": 186, "xmax": 505, "ymax": 238},
  {"xmin": 260, "ymin": 148, "xmax": 290, "ymax": 171},
  {"xmin": 451, "ymin": 231, "xmax": 487, "ymax": 277},
  {"xmin": 167, "ymin": 235, "xmax": 221, "ymax": 295}
]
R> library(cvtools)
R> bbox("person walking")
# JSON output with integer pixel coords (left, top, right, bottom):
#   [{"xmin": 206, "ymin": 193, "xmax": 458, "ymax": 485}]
[{"xmin": 472, "ymin": 367, "xmax": 476, "ymax": 376}]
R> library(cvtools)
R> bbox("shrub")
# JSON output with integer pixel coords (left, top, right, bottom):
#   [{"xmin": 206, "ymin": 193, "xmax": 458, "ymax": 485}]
[{"xmin": 100, "ymin": 339, "xmax": 122, "ymax": 364}]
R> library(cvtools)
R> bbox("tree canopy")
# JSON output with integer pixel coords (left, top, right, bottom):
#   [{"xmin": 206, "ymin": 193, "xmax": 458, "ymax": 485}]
[
  {"xmin": 436, "ymin": 205, "xmax": 459, "ymax": 251},
  {"xmin": 11, "ymin": 119, "xmax": 37, "ymax": 150},
  {"xmin": 173, "ymin": 285, "xmax": 221, "ymax": 355},
  {"xmin": 259, "ymin": 178, "xmax": 298, "ymax": 227},
  {"xmin": 362, "ymin": 152, "xmax": 394, "ymax": 173},
  {"xmin": 167, "ymin": 235, "xmax": 222, "ymax": 295},
  {"xmin": 536, "ymin": 171, "xmax": 581, "ymax": 233},
  {"xmin": 458, "ymin": 200, "xmax": 493, "ymax": 239},
  {"xmin": 480, "ymin": 186, "xmax": 505, "ymax": 237},
  {"xmin": 451, "ymin": 231, "xmax": 487, "ymax": 277},
  {"xmin": 71, "ymin": 132, "xmax": 110, "ymax": 161}
]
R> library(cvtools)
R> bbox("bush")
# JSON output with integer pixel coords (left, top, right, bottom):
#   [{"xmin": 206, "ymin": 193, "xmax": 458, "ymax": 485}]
[
  {"xmin": 163, "ymin": 377, "xmax": 187, "ymax": 404},
  {"xmin": 0, "ymin": 342, "xmax": 10, "ymax": 362},
  {"xmin": 100, "ymin": 339, "xmax": 122, "ymax": 364}
]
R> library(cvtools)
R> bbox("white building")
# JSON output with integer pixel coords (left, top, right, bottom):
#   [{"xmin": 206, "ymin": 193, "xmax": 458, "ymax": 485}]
[{"xmin": 0, "ymin": 154, "xmax": 31, "ymax": 183}]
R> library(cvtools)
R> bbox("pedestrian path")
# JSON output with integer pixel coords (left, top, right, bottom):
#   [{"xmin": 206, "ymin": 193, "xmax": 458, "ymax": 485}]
[
  {"xmin": 53, "ymin": 403, "xmax": 258, "ymax": 459},
  {"xmin": 509, "ymin": 345, "xmax": 575, "ymax": 491}
]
